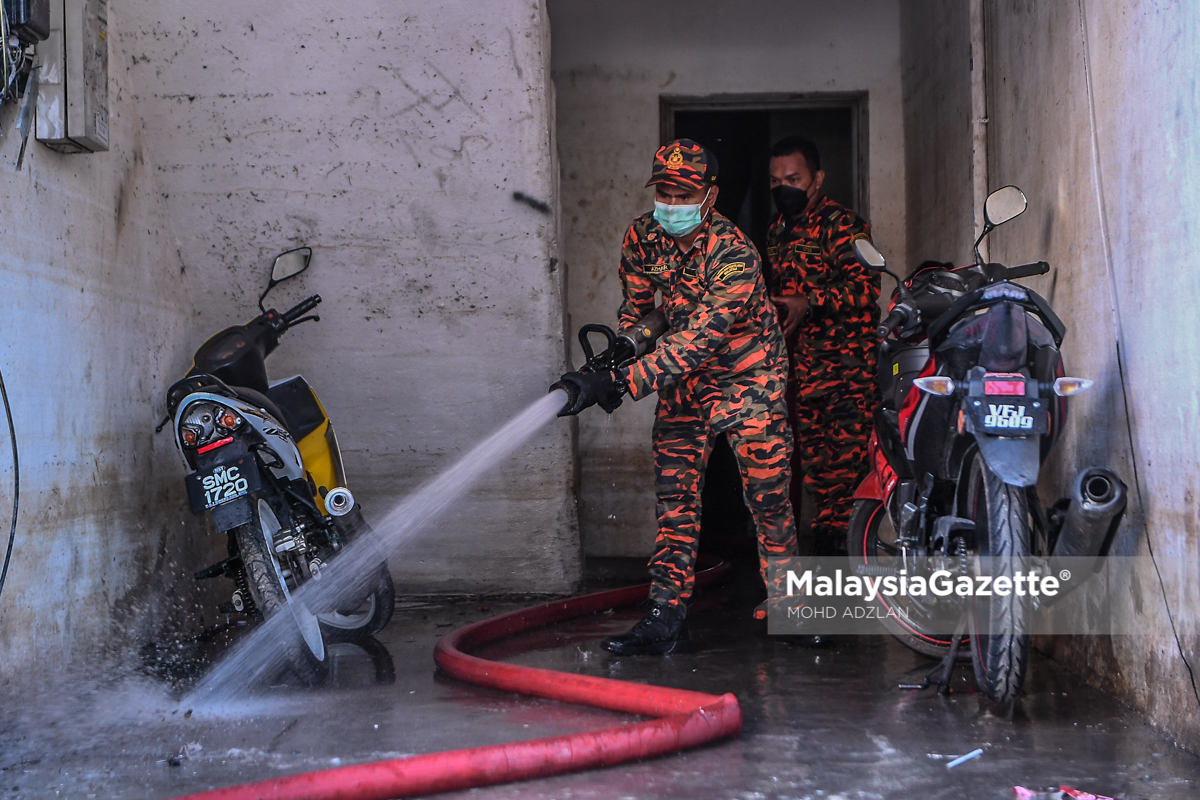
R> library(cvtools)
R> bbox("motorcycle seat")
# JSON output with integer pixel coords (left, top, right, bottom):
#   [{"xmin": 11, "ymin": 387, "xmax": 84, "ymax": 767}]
[{"xmin": 228, "ymin": 385, "xmax": 288, "ymax": 432}]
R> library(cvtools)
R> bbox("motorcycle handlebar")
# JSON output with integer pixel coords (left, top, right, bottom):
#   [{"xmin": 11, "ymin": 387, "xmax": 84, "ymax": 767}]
[
  {"xmin": 282, "ymin": 294, "xmax": 323, "ymax": 324},
  {"xmin": 878, "ymin": 308, "xmax": 906, "ymax": 338},
  {"xmin": 1005, "ymin": 261, "xmax": 1050, "ymax": 280}
]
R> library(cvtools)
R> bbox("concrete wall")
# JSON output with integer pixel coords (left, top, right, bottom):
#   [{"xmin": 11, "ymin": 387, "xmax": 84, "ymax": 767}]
[
  {"xmin": 901, "ymin": 0, "xmax": 1200, "ymax": 746},
  {"xmin": 549, "ymin": 0, "xmax": 906, "ymax": 557},
  {"xmin": 120, "ymin": 0, "xmax": 580, "ymax": 594},
  {"xmin": 0, "ymin": 5, "xmax": 212, "ymax": 679},
  {"xmin": 900, "ymin": 0, "xmax": 974, "ymax": 268}
]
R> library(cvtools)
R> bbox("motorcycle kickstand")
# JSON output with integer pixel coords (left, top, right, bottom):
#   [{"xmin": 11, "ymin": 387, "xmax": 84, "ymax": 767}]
[{"xmin": 898, "ymin": 614, "xmax": 968, "ymax": 695}]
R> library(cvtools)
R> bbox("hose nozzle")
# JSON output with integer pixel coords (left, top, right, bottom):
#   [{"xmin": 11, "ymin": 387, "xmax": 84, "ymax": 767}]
[
  {"xmin": 615, "ymin": 307, "xmax": 669, "ymax": 360},
  {"xmin": 552, "ymin": 308, "xmax": 666, "ymax": 417},
  {"xmin": 549, "ymin": 382, "xmax": 578, "ymax": 416}
]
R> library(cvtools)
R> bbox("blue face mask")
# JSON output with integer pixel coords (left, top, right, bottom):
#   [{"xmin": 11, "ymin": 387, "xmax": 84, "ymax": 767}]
[{"xmin": 654, "ymin": 188, "xmax": 711, "ymax": 237}]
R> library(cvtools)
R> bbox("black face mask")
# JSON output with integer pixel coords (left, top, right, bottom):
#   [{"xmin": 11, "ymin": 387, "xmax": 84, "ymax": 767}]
[{"xmin": 772, "ymin": 184, "xmax": 808, "ymax": 217}]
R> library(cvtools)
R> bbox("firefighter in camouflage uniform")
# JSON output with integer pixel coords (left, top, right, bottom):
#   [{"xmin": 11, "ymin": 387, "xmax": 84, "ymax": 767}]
[
  {"xmin": 765, "ymin": 136, "xmax": 881, "ymax": 558},
  {"xmin": 554, "ymin": 139, "xmax": 797, "ymax": 655}
]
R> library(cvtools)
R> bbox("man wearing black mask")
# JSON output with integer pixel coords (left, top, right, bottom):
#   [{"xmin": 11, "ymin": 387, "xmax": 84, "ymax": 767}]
[{"xmin": 764, "ymin": 136, "xmax": 880, "ymax": 557}]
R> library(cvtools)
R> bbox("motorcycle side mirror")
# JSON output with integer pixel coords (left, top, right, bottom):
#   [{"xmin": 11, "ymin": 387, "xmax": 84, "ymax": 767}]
[
  {"xmin": 854, "ymin": 238, "xmax": 913, "ymax": 305},
  {"xmin": 983, "ymin": 185, "xmax": 1027, "ymax": 227},
  {"xmin": 272, "ymin": 247, "xmax": 312, "ymax": 283},
  {"xmin": 974, "ymin": 186, "xmax": 1028, "ymax": 266},
  {"xmin": 853, "ymin": 239, "xmax": 887, "ymax": 272},
  {"xmin": 259, "ymin": 247, "xmax": 313, "ymax": 311}
]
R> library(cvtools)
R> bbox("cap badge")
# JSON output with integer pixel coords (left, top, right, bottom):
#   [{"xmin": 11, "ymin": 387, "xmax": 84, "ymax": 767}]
[{"xmin": 666, "ymin": 146, "xmax": 684, "ymax": 170}]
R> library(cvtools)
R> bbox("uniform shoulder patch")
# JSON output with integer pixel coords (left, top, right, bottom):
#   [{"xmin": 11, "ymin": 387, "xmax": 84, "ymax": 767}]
[{"xmin": 714, "ymin": 261, "xmax": 746, "ymax": 282}]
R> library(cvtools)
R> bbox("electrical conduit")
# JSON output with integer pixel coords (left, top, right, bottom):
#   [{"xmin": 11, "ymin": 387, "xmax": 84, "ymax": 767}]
[{"xmin": 173, "ymin": 561, "xmax": 738, "ymax": 800}]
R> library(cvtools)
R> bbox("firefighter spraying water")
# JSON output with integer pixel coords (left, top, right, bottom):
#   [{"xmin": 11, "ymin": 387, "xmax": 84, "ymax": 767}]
[{"xmin": 551, "ymin": 139, "xmax": 801, "ymax": 656}]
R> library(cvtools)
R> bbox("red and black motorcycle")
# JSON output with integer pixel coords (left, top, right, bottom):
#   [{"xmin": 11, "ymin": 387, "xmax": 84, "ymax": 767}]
[{"xmin": 847, "ymin": 186, "xmax": 1126, "ymax": 708}]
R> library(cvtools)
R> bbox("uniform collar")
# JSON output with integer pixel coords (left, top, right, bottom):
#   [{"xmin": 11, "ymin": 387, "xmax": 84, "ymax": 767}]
[{"xmin": 783, "ymin": 194, "xmax": 833, "ymax": 227}]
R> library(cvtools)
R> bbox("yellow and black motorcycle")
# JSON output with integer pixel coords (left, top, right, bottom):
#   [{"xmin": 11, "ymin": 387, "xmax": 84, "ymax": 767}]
[{"xmin": 160, "ymin": 247, "xmax": 393, "ymax": 681}]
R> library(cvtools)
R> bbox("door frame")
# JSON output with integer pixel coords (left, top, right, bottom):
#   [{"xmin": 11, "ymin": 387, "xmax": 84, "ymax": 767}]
[{"xmin": 659, "ymin": 92, "xmax": 870, "ymax": 220}]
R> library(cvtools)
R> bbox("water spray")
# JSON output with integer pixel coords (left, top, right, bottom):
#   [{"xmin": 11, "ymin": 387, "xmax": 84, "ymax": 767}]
[
  {"xmin": 172, "ymin": 559, "xmax": 738, "ymax": 800},
  {"xmin": 188, "ymin": 390, "xmax": 569, "ymax": 702}
]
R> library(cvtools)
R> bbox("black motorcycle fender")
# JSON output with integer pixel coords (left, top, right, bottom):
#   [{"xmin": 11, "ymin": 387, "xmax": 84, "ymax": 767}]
[
  {"xmin": 974, "ymin": 433, "xmax": 1040, "ymax": 487},
  {"xmin": 209, "ymin": 495, "xmax": 254, "ymax": 532},
  {"xmin": 186, "ymin": 450, "xmax": 262, "ymax": 532}
]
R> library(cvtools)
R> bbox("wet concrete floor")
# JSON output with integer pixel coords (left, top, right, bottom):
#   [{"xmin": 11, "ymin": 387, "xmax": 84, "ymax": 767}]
[{"xmin": 0, "ymin": 581, "xmax": 1197, "ymax": 799}]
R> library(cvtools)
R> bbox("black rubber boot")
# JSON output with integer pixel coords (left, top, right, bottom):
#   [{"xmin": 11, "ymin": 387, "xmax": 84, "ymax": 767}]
[
  {"xmin": 601, "ymin": 602, "xmax": 689, "ymax": 655},
  {"xmin": 756, "ymin": 599, "xmax": 829, "ymax": 647}
]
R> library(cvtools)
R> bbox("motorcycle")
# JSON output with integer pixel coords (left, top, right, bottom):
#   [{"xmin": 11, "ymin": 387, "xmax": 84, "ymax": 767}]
[
  {"xmin": 847, "ymin": 186, "xmax": 1126, "ymax": 708},
  {"xmin": 160, "ymin": 247, "xmax": 395, "ymax": 682}
]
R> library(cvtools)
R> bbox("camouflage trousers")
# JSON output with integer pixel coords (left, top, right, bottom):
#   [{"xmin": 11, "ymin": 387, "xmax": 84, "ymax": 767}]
[
  {"xmin": 648, "ymin": 399, "xmax": 798, "ymax": 609},
  {"xmin": 788, "ymin": 348, "xmax": 878, "ymax": 556}
]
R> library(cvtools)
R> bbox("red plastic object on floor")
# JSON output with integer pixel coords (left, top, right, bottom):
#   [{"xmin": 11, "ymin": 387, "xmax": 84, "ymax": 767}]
[
  {"xmin": 172, "ymin": 562, "xmax": 739, "ymax": 800},
  {"xmin": 1014, "ymin": 787, "xmax": 1114, "ymax": 800}
]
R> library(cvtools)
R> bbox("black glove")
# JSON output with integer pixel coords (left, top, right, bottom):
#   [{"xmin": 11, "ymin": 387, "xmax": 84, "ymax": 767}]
[{"xmin": 551, "ymin": 369, "xmax": 626, "ymax": 416}]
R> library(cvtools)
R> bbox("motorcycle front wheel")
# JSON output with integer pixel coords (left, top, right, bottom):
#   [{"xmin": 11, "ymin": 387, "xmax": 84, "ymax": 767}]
[
  {"xmin": 846, "ymin": 499, "xmax": 970, "ymax": 660},
  {"xmin": 964, "ymin": 452, "xmax": 1031, "ymax": 709},
  {"xmin": 234, "ymin": 498, "xmax": 328, "ymax": 685}
]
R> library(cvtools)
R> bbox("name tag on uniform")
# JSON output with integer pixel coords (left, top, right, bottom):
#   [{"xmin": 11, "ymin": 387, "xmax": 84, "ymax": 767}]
[
  {"xmin": 793, "ymin": 243, "xmax": 822, "ymax": 256},
  {"xmin": 646, "ymin": 262, "xmax": 668, "ymax": 274}
]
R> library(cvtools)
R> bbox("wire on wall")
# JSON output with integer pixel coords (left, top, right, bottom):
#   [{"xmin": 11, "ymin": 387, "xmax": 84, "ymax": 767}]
[
  {"xmin": 1, "ymin": 1, "xmax": 35, "ymax": 106},
  {"xmin": 0, "ymin": 363, "xmax": 18, "ymax": 601},
  {"xmin": 1075, "ymin": 0, "xmax": 1200, "ymax": 709}
]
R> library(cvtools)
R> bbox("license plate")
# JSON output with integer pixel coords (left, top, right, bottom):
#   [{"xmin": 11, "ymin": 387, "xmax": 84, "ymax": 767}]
[
  {"xmin": 966, "ymin": 397, "xmax": 1048, "ymax": 436},
  {"xmin": 186, "ymin": 456, "xmax": 261, "ymax": 513}
]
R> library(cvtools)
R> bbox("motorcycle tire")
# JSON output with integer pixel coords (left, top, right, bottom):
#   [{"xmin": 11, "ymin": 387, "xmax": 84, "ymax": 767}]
[
  {"xmin": 319, "ymin": 563, "xmax": 396, "ymax": 641},
  {"xmin": 964, "ymin": 453, "xmax": 1031, "ymax": 710},
  {"xmin": 846, "ymin": 499, "xmax": 971, "ymax": 661},
  {"xmin": 234, "ymin": 498, "xmax": 328, "ymax": 685}
]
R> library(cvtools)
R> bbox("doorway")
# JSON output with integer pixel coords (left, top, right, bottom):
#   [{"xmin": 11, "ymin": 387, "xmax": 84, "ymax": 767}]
[
  {"xmin": 666, "ymin": 93, "xmax": 869, "ymax": 565},
  {"xmin": 661, "ymin": 93, "xmax": 869, "ymax": 255}
]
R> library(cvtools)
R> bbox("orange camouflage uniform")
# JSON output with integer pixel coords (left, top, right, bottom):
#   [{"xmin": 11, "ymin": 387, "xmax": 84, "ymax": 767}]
[
  {"xmin": 618, "ymin": 210, "xmax": 797, "ymax": 608},
  {"xmin": 765, "ymin": 195, "xmax": 881, "ymax": 556}
]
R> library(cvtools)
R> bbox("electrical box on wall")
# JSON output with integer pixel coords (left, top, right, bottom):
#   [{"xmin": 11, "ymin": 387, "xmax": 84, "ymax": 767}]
[
  {"xmin": 2, "ymin": 0, "xmax": 51, "ymax": 43},
  {"xmin": 35, "ymin": 0, "xmax": 107, "ymax": 153}
]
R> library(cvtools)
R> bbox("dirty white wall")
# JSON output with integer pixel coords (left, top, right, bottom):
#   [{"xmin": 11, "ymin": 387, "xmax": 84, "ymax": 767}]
[
  {"xmin": 902, "ymin": 0, "xmax": 1200, "ymax": 746},
  {"xmin": 121, "ymin": 0, "xmax": 580, "ymax": 594},
  {"xmin": 549, "ymin": 0, "xmax": 905, "ymax": 557},
  {"xmin": 0, "ymin": 5, "xmax": 212, "ymax": 680}
]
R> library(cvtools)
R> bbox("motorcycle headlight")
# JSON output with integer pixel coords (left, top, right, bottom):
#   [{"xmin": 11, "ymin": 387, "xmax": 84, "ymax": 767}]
[{"xmin": 982, "ymin": 283, "xmax": 1028, "ymax": 301}]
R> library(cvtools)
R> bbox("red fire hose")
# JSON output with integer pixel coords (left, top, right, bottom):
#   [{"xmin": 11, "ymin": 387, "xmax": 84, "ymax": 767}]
[{"xmin": 174, "ymin": 561, "xmax": 739, "ymax": 800}]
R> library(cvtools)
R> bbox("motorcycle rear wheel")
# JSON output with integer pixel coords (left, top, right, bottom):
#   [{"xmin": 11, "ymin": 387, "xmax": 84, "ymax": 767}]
[
  {"xmin": 846, "ymin": 499, "xmax": 970, "ymax": 661},
  {"xmin": 965, "ymin": 453, "xmax": 1031, "ymax": 710},
  {"xmin": 234, "ymin": 498, "xmax": 328, "ymax": 685},
  {"xmin": 319, "ymin": 564, "xmax": 396, "ymax": 641}
]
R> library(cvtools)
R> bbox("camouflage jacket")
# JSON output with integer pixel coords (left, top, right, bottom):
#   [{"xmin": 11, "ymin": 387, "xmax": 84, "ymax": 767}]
[
  {"xmin": 765, "ymin": 196, "xmax": 881, "ymax": 354},
  {"xmin": 616, "ymin": 211, "xmax": 789, "ymax": 432}
]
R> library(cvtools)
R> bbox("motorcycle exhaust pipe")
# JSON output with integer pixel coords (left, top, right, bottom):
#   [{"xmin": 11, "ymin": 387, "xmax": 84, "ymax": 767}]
[
  {"xmin": 325, "ymin": 486, "xmax": 355, "ymax": 517},
  {"xmin": 1047, "ymin": 466, "xmax": 1127, "ymax": 598}
]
